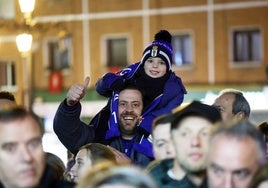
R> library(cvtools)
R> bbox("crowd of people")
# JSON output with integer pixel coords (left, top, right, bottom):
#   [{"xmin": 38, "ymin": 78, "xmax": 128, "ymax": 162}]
[{"xmin": 0, "ymin": 29, "xmax": 267, "ymax": 188}]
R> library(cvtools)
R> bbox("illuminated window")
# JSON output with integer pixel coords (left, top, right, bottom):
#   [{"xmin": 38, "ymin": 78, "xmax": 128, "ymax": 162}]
[
  {"xmin": 46, "ymin": 36, "xmax": 72, "ymax": 71},
  {"xmin": 0, "ymin": 60, "xmax": 16, "ymax": 89},
  {"xmin": 232, "ymin": 28, "xmax": 261, "ymax": 65},
  {"xmin": 106, "ymin": 38, "xmax": 128, "ymax": 68},
  {"xmin": 0, "ymin": 0, "xmax": 14, "ymax": 19},
  {"xmin": 172, "ymin": 34, "xmax": 193, "ymax": 66}
]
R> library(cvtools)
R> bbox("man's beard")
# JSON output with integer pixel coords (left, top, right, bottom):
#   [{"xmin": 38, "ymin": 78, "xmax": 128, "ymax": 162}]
[{"xmin": 118, "ymin": 118, "xmax": 139, "ymax": 137}]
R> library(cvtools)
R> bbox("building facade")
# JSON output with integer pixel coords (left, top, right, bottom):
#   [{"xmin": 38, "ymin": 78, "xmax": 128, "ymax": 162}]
[{"xmin": 0, "ymin": 0, "xmax": 267, "ymax": 105}]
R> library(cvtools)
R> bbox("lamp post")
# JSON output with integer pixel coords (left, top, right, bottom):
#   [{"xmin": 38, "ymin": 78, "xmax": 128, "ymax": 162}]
[
  {"xmin": 15, "ymin": 0, "xmax": 35, "ymax": 111},
  {"xmin": 18, "ymin": 0, "xmax": 35, "ymax": 25},
  {"xmin": 16, "ymin": 33, "xmax": 33, "ymax": 111}
]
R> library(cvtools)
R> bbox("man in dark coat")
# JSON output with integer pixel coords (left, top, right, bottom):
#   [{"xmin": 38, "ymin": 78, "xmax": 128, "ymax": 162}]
[
  {"xmin": 0, "ymin": 107, "xmax": 74, "ymax": 188},
  {"xmin": 54, "ymin": 77, "xmax": 153, "ymax": 167}
]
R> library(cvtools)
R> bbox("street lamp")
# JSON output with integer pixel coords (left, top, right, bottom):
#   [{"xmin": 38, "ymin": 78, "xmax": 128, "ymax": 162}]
[
  {"xmin": 18, "ymin": 0, "xmax": 35, "ymax": 25},
  {"xmin": 16, "ymin": 33, "xmax": 33, "ymax": 111},
  {"xmin": 0, "ymin": 0, "xmax": 65, "ymax": 110},
  {"xmin": 16, "ymin": 0, "xmax": 35, "ymax": 111},
  {"xmin": 16, "ymin": 33, "xmax": 32, "ymax": 53}
]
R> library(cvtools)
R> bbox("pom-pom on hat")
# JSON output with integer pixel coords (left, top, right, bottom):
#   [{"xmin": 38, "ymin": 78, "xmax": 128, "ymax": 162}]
[{"xmin": 141, "ymin": 30, "xmax": 173, "ymax": 71}]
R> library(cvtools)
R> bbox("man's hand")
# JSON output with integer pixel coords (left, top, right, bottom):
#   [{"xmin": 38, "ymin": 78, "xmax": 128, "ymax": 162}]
[
  {"xmin": 66, "ymin": 77, "xmax": 90, "ymax": 106},
  {"xmin": 107, "ymin": 145, "xmax": 131, "ymax": 165}
]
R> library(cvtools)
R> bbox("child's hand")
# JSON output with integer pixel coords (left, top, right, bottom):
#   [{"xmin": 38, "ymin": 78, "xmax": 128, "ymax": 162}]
[
  {"xmin": 66, "ymin": 77, "xmax": 90, "ymax": 106},
  {"xmin": 111, "ymin": 77, "xmax": 125, "ymax": 91},
  {"xmin": 104, "ymin": 73, "xmax": 125, "ymax": 90}
]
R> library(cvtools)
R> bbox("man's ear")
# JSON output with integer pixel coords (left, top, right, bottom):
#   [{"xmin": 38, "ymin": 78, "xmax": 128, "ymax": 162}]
[{"xmin": 235, "ymin": 111, "xmax": 246, "ymax": 122}]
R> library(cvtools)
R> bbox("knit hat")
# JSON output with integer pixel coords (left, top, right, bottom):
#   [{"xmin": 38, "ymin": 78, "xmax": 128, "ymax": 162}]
[{"xmin": 141, "ymin": 30, "xmax": 173, "ymax": 70}]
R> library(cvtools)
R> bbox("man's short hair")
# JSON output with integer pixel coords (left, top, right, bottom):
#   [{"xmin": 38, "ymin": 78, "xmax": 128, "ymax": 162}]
[
  {"xmin": 152, "ymin": 113, "xmax": 174, "ymax": 132},
  {"xmin": 119, "ymin": 84, "xmax": 145, "ymax": 106},
  {"xmin": 210, "ymin": 120, "xmax": 266, "ymax": 164},
  {"xmin": 0, "ymin": 106, "xmax": 44, "ymax": 135},
  {"xmin": 219, "ymin": 88, "xmax": 251, "ymax": 118}
]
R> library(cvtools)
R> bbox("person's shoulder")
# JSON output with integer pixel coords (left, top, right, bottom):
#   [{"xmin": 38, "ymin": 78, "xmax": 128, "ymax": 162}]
[
  {"xmin": 165, "ymin": 72, "xmax": 187, "ymax": 94},
  {"xmin": 146, "ymin": 159, "xmax": 192, "ymax": 188},
  {"xmin": 168, "ymin": 71, "xmax": 183, "ymax": 81},
  {"xmin": 145, "ymin": 159, "xmax": 161, "ymax": 172},
  {"xmin": 145, "ymin": 158, "xmax": 173, "ymax": 174}
]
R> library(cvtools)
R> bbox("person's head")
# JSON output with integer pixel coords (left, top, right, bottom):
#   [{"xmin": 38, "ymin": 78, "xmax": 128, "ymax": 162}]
[
  {"xmin": 76, "ymin": 161, "xmax": 157, "ymax": 188},
  {"xmin": 71, "ymin": 143, "xmax": 116, "ymax": 183},
  {"xmin": 152, "ymin": 113, "xmax": 176, "ymax": 160},
  {"xmin": 207, "ymin": 120, "xmax": 266, "ymax": 188},
  {"xmin": 257, "ymin": 121, "xmax": 268, "ymax": 158},
  {"xmin": 45, "ymin": 152, "xmax": 66, "ymax": 180},
  {"xmin": 0, "ymin": 91, "xmax": 16, "ymax": 110},
  {"xmin": 141, "ymin": 30, "xmax": 173, "ymax": 78},
  {"xmin": 0, "ymin": 106, "xmax": 45, "ymax": 188},
  {"xmin": 212, "ymin": 88, "xmax": 251, "ymax": 125},
  {"xmin": 118, "ymin": 85, "xmax": 144, "ymax": 139},
  {"xmin": 170, "ymin": 101, "xmax": 221, "ymax": 177},
  {"xmin": 248, "ymin": 163, "xmax": 268, "ymax": 188}
]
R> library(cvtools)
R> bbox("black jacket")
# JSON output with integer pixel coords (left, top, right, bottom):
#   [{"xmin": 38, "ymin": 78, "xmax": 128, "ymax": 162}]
[
  {"xmin": 0, "ymin": 165, "xmax": 74, "ymax": 188},
  {"xmin": 53, "ymin": 99, "xmax": 153, "ymax": 167}
]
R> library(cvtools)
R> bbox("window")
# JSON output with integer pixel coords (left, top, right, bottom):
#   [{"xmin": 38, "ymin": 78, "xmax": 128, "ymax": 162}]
[
  {"xmin": 0, "ymin": 0, "xmax": 14, "ymax": 19},
  {"xmin": 232, "ymin": 28, "xmax": 261, "ymax": 64},
  {"xmin": 172, "ymin": 34, "xmax": 193, "ymax": 66},
  {"xmin": 0, "ymin": 60, "xmax": 16, "ymax": 90},
  {"xmin": 106, "ymin": 38, "xmax": 128, "ymax": 69},
  {"xmin": 46, "ymin": 35, "xmax": 72, "ymax": 71}
]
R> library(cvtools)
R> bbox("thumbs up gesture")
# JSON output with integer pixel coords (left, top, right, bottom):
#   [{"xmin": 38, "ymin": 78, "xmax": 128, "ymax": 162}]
[{"xmin": 66, "ymin": 77, "xmax": 90, "ymax": 106}]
